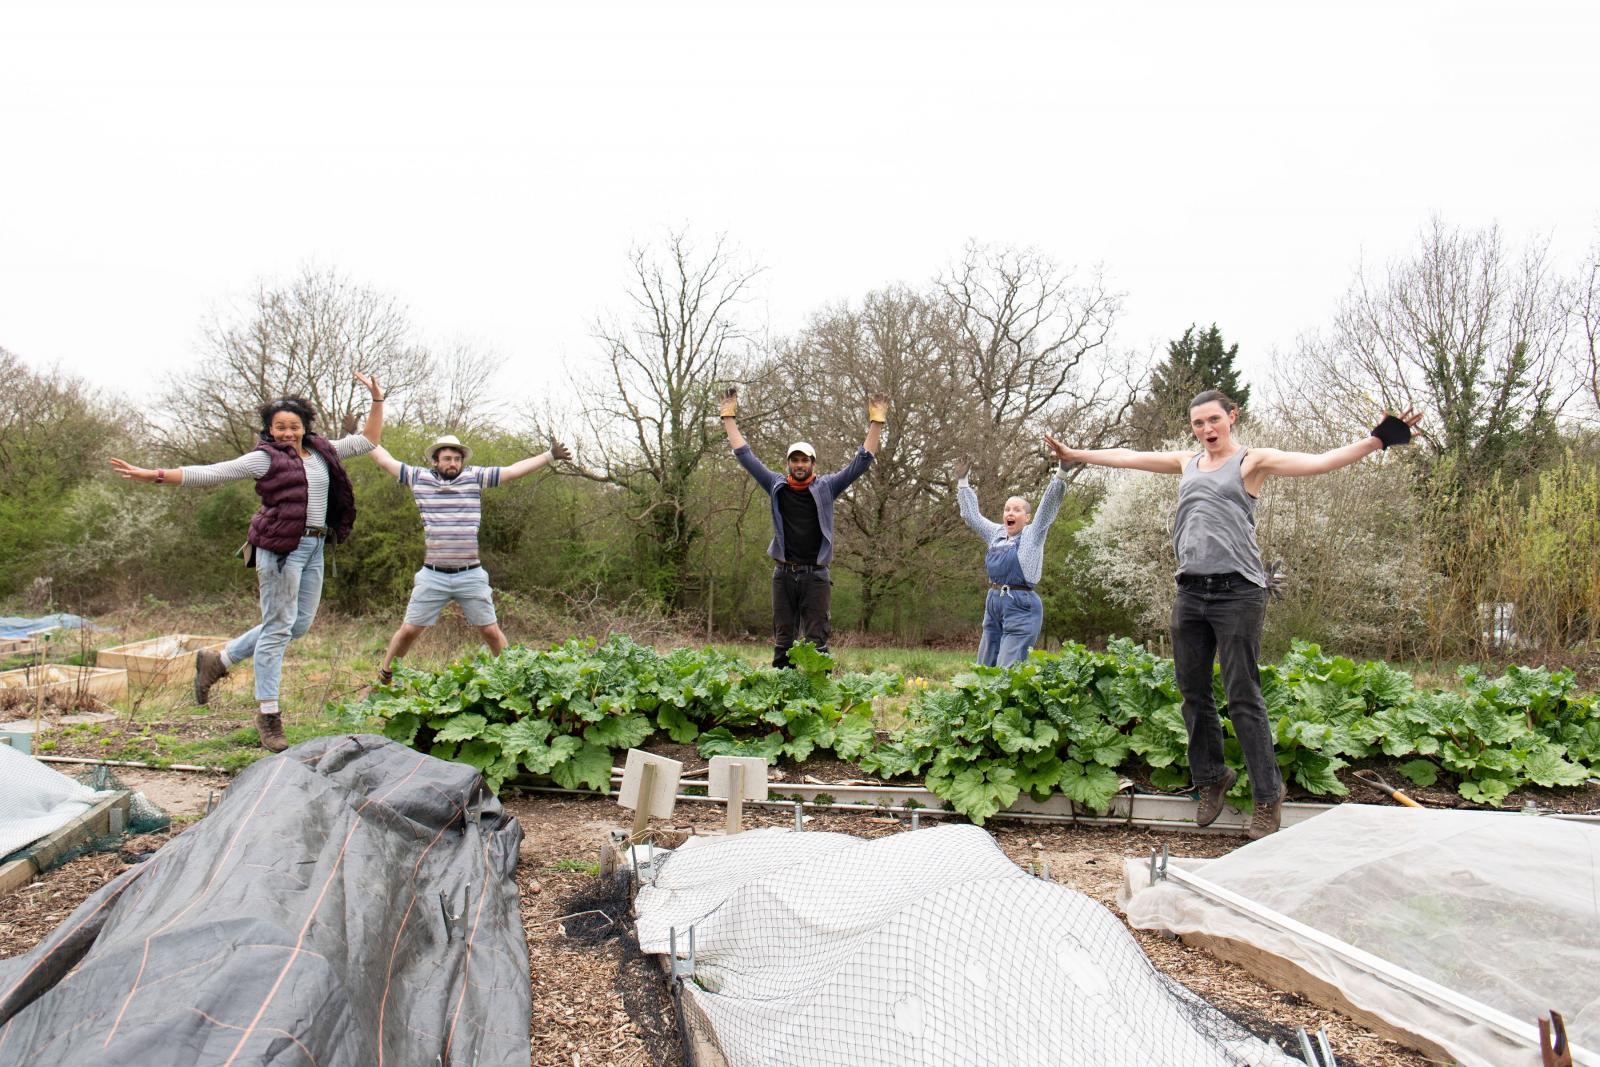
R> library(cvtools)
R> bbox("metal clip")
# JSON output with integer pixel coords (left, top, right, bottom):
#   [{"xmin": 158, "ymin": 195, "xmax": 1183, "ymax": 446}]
[
  {"xmin": 1148, "ymin": 843, "xmax": 1169, "ymax": 884},
  {"xmin": 910, "ymin": 809, "xmax": 920, "ymax": 831},
  {"xmin": 668, "ymin": 925, "xmax": 696, "ymax": 979},
  {"xmin": 1296, "ymin": 1026, "xmax": 1338, "ymax": 1067},
  {"xmin": 792, "ymin": 800, "xmax": 804, "ymax": 832}
]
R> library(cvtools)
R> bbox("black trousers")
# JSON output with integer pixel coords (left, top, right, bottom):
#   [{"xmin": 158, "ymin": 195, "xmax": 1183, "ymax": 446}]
[
  {"xmin": 772, "ymin": 565, "xmax": 831, "ymax": 668},
  {"xmin": 1170, "ymin": 575, "xmax": 1282, "ymax": 805}
]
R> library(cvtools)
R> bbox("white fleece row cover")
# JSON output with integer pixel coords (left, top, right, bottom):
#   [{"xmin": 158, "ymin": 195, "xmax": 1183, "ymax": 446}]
[
  {"xmin": 0, "ymin": 743, "xmax": 109, "ymax": 859},
  {"xmin": 635, "ymin": 824, "xmax": 1303, "ymax": 1067},
  {"xmin": 1124, "ymin": 804, "xmax": 1600, "ymax": 1067}
]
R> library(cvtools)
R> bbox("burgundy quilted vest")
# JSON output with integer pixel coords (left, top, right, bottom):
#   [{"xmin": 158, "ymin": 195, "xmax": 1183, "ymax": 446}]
[{"xmin": 246, "ymin": 435, "xmax": 357, "ymax": 558}]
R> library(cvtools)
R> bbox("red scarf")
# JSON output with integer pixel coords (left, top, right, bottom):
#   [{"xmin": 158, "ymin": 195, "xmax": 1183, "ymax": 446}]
[{"xmin": 785, "ymin": 473, "xmax": 814, "ymax": 491}]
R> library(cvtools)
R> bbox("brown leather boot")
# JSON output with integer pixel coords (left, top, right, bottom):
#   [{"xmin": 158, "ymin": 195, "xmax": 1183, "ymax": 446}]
[
  {"xmin": 1195, "ymin": 766, "xmax": 1238, "ymax": 827},
  {"xmin": 1247, "ymin": 785, "xmax": 1288, "ymax": 840},
  {"xmin": 255, "ymin": 712, "xmax": 288, "ymax": 753},
  {"xmin": 194, "ymin": 650, "xmax": 228, "ymax": 706}
]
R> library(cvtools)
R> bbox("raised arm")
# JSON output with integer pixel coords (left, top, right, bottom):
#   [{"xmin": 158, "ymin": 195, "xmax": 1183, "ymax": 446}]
[
  {"xmin": 354, "ymin": 371, "xmax": 384, "ymax": 445},
  {"xmin": 719, "ymin": 387, "xmax": 748, "ymax": 451},
  {"xmin": 1028, "ymin": 466, "xmax": 1070, "ymax": 534},
  {"xmin": 367, "ymin": 444, "xmax": 403, "ymax": 479},
  {"xmin": 1043, "ymin": 433, "xmax": 1188, "ymax": 475},
  {"xmin": 501, "ymin": 438, "xmax": 572, "ymax": 483},
  {"xmin": 864, "ymin": 391, "xmax": 887, "ymax": 455},
  {"xmin": 956, "ymin": 464, "xmax": 1002, "ymax": 541}
]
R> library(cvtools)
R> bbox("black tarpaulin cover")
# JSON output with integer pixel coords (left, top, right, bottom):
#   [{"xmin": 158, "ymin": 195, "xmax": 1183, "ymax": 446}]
[{"xmin": 0, "ymin": 734, "xmax": 529, "ymax": 1066}]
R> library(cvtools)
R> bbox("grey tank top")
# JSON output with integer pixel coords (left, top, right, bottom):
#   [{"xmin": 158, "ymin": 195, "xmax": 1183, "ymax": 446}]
[{"xmin": 1173, "ymin": 448, "xmax": 1266, "ymax": 585}]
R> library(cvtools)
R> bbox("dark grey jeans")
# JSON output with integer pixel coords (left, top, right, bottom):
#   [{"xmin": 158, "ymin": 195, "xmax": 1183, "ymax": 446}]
[
  {"xmin": 772, "ymin": 564, "xmax": 831, "ymax": 669},
  {"xmin": 1171, "ymin": 575, "xmax": 1282, "ymax": 805}
]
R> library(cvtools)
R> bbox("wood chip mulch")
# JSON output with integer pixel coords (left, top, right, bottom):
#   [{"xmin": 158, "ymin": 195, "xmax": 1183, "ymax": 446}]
[{"xmin": 3, "ymin": 791, "xmax": 1445, "ymax": 1067}]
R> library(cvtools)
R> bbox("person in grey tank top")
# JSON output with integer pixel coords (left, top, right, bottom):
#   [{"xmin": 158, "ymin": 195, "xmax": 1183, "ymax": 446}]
[{"xmin": 1045, "ymin": 390, "xmax": 1421, "ymax": 839}]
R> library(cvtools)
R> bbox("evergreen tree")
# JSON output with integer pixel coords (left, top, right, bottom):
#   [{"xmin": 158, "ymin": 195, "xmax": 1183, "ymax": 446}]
[{"xmin": 1128, "ymin": 324, "xmax": 1250, "ymax": 447}]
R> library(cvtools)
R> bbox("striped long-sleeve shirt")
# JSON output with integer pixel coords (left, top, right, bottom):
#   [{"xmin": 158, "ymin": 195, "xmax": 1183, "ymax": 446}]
[
  {"xmin": 398, "ymin": 463, "xmax": 508, "ymax": 566},
  {"xmin": 957, "ymin": 469, "xmax": 1069, "ymax": 586},
  {"xmin": 180, "ymin": 435, "xmax": 375, "ymax": 529}
]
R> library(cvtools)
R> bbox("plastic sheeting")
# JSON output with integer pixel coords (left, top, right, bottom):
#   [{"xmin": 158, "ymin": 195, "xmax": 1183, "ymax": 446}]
[
  {"xmin": 636, "ymin": 824, "xmax": 1303, "ymax": 1067},
  {"xmin": 1123, "ymin": 804, "xmax": 1600, "ymax": 1067},
  {"xmin": 0, "ymin": 734, "xmax": 529, "ymax": 1066},
  {"xmin": 0, "ymin": 744, "xmax": 112, "ymax": 858},
  {"xmin": 0, "ymin": 614, "xmax": 93, "ymax": 640}
]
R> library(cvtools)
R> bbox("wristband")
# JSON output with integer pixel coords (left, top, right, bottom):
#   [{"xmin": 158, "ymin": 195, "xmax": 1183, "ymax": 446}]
[
  {"xmin": 155, "ymin": 468, "xmax": 165, "ymax": 484},
  {"xmin": 1370, "ymin": 414, "xmax": 1411, "ymax": 450}
]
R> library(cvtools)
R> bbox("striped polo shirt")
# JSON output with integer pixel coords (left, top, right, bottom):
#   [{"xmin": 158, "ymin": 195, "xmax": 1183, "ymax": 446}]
[{"xmin": 398, "ymin": 464, "xmax": 506, "ymax": 566}]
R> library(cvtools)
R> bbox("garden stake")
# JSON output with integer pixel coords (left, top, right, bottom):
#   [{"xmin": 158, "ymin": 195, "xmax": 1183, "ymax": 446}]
[
  {"xmin": 629, "ymin": 762, "xmax": 658, "ymax": 843},
  {"xmin": 723, "ymin": 763, "xmax": 745, "ymax": 835},
  {"xmin": 792, "ymin": 800, "xmax": 804, "ymax": 831}
]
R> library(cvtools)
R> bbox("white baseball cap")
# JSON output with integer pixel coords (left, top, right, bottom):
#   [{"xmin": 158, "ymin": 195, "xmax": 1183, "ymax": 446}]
[{"xmin": 786, "ymin": 441, "xmax": 816, "ymax": 459}]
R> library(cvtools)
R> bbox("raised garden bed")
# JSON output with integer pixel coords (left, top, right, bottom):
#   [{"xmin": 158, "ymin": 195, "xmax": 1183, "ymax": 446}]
[
  {"xmin": 0, "ymin": 665, "xmax": 127, "ymax": 705},
  {"xmin": 95, "ymin": 634, "xmax": 227, "ymax": 688}
]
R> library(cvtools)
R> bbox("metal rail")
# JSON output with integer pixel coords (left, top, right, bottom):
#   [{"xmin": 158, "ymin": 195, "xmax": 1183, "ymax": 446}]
[{"xmin": 1152, "ymin": 857, "xmax": 1599, "ymax": 1066}]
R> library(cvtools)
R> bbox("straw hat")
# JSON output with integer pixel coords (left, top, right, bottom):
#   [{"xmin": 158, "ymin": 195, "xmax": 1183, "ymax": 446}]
[{"xmin": 425, "ymin": 434, "xmax": 472, "ymax": 464}]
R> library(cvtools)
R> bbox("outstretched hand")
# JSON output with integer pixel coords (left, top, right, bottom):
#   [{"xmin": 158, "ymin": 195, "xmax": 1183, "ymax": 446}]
[
  {"xmin": 954, "ymin": 458, "xmax": 971, "ymax": 483},
  {"xmin": 1042, "ymin": 433, "xmax": 1072, "ymax": 464},
  {"xmin": 354, "ymin": 371, "xmax": 383, "ymax": 401},
  {"xmin": 867, "ymin": 392, "xmax": 889, "ymax": 424},
  {"xmin": 549, "ymin": 438, "xmax": 573, "ymax": 462},
  {"xmin": 1370, "ymin": 408, "xmax": 1424, "ymax": 449},
  {"xmin": 109, "ymin": 457, "xmax": 157, "ymax": 483},
  {"xmin": 719, "ymin": 387, "xmax": 738, "ymax": 419}
]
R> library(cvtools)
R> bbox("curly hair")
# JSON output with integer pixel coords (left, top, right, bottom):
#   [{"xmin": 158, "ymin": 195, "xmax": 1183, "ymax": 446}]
[{"xmin": 257, "ymin": 395, "xmax": 317, "ymax": 442}]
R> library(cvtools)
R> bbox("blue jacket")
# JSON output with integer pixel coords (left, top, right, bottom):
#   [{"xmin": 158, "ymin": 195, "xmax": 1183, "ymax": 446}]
[{"xmin": 734, "ymin": 444, "xmax": 874, "ymax": 565}]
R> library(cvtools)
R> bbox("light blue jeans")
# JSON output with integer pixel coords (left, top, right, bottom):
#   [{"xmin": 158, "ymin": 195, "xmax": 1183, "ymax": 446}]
[
  {"xmin": 225, "ymin": 536, "xmax": 325, "ymax": 702},
  {"xmin": 977, "ymin": 588, "xmax": 1044, "ymax": 668}
]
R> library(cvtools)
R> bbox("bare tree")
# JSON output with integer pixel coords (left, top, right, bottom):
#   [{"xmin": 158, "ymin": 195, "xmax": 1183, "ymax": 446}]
[
  {"xmin": 408, "ymin": 337, "xmax": 505, "ymax": 434},
  {"xmin": 938, "ymin": 242, "xmax": 1131, "ymax": 489},
  {"xmin": 570, "ymin": 231, "xmax": 764, "ymax": 608},
  {"xmin": 160, "ymin": 267, "xmax": 438, "ymax": 458},
  {"xmin": 1571, "ymin": 235, "xmax": 1600, "ymax": 418},
  {"xmin": 1305, "ymin": 218, "xmax": 1572, "ymax": 478},
  {"xmin": 777, "ymin": 287, "xmax": 973, "ymax": 631}
]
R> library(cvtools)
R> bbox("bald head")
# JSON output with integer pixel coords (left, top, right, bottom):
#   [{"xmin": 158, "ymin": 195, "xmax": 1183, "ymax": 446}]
[{"xmin": 1002, "ymin": 496, "xmax": 1032, "ymax": 536}]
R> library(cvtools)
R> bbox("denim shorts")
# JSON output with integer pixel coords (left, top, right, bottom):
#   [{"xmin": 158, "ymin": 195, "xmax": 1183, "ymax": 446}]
[{"xmin": 404, "ymin": 565, "xmax": 497, "ymax": 627}]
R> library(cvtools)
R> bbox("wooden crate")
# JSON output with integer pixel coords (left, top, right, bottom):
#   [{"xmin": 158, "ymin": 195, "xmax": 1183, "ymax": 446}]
[
  {"xmin": 95, "ymin": 634, "xmax": 227, "ymax": 687},
  {"xmin": 0, "ymin": 665, "xmax": 128, "ymax": 704}
]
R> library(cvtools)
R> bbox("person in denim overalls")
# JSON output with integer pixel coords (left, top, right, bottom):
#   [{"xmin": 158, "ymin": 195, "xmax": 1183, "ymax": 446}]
[
  {"xmin": 1045, "ymin": 392, "xmax": 1421, "ymax": 838},
  {"xmin": 957, "ymin": 463, "xmax": 1069, "ymax": 666}
]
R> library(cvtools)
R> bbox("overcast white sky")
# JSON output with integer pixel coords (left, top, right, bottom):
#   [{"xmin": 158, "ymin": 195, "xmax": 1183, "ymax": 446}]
[{"xmin": 2, "ymin": 0, "xmax": 1596, "ymax": 414}]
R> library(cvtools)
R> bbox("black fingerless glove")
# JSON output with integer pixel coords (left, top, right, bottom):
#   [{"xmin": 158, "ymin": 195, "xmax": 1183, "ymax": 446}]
[{"xmin": 1370, "ymin": 414, "xmax": 1411, "ymax": 449}]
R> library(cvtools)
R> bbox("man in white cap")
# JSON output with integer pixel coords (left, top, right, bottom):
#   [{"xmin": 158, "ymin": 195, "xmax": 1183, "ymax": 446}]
[
  {"xmin": 720, "ymin": 387, "xmax": 887, "ymax": 668},
  {"xmin": 369, "ymin": 432, "xmax": 570, "ymax": 683}
]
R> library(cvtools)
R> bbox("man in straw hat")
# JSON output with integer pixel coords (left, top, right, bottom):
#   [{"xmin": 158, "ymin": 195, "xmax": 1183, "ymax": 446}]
[
  {"xmin": 720, "ymin": 386, "xmax": 887, "ymax": 668},
  {"xmin": 369, "ymin": 432, "xmax": 571, "ymax": 684}
]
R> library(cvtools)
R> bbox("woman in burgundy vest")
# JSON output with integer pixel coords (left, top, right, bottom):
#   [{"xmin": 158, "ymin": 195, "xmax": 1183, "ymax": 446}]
[{"xmin": 109, "ymin": 372, "xmax": 385, "ymax": 751}]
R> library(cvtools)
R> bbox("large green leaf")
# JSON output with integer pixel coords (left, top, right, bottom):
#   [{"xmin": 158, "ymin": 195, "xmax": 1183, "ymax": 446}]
[
  {"xmin": 584, "ymin": 712, "xmax": 654, "ymax": 750},
  {"xmin": 1057, "ymin": 759, "xmax": 1121, "ymax": 814},
  {"xmin": 551, "ymin": 741, "xmax": 614, "ymax": 791}
]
